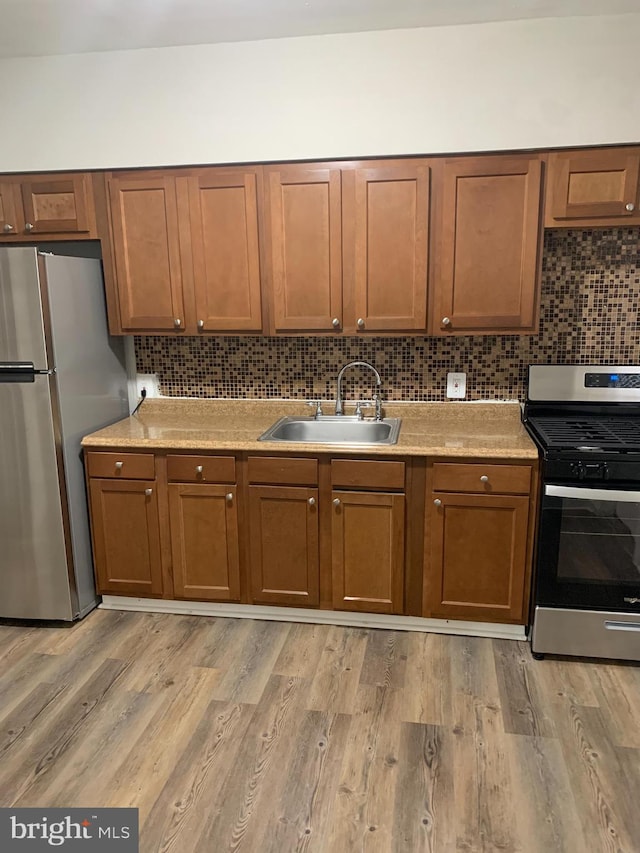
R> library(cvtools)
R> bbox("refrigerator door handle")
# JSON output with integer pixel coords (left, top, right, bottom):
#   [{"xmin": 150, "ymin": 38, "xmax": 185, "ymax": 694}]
[{"xmin": 0, "ymin": 362, "xmax": 55, "ymax": 383}]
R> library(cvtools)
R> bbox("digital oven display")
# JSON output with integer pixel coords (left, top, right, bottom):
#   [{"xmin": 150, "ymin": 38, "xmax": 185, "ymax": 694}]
[{"xmin": 584, "ymin": 372, "xmax": 640, "ymax": 389}]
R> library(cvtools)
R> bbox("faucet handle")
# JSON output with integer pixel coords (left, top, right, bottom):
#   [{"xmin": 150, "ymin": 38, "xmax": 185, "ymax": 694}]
[
  {"xmin": 354, "ymin": 400, "xmax": 375, "ymax": 421},
  {"xmin": 306, "ymin": 399, "xmax": 324, "ymax": 419}
]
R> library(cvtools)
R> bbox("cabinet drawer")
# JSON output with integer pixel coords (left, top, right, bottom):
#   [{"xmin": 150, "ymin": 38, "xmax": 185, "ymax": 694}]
[
  {"xmin": 432, "ymin": 462, "xmax": 531, "ymax": 495},
  {"xmin": 248, "ymin": 456, "xmax": 318, "ymax": 485},
  {"xmin": 86, "ymin": 451, "xmax": 155, "ymax": 480},
  {"xmin": 167, "ymin": 454, "xmax": 236, "ymax": 483},
  {"xmin": 331, "ymin": 459, "xmax": 405, "ymax": 490}
]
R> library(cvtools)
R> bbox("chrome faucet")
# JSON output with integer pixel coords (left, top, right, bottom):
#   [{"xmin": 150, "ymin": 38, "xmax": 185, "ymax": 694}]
[{"xmin": 335, "ymin": 361, "xmax": 383, "ymax": 420}]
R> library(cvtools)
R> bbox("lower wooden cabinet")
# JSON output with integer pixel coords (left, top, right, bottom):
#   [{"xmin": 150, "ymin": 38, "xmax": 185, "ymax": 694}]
[
  {"xmin": 89, "ymin": 478, "xmax": 163, "ymax": 596},
  {"xmin": 331, "ymin": 490, "xmax": 405, "ymax": 614},
  {"xmin": 168, "ymin": 484, "xmax": 241, "ymax": 602},
  {"xmin": 423, "ymin": 462, "xmax": 535, "ymax": 623},
  {"xmin": 248, "ymin": 485, "xmax": 320, "ymax": 606}
]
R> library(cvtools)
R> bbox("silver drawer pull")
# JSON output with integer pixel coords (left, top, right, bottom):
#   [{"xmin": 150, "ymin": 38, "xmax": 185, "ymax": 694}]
[
  {"xmin": 115, "ymin": 461, "xmax": 124, "ymax": 470},
  {"xmin": 480, "ymin": 475, "xmax": 489, "ymax": 483},
  {"xmin": 145, "ymin": 488, "xmax": 153, "ymax": 496},
  {"xmin": 333, "ymin": 498, "xmax": 341, "ymax": 507},
  {"xmin": 198, "ymin": 320, "xmax": 204, "ymax": 329},
  {"xmin": 226, "ymin": 493, "xmax": 233, "ymax": 502},
  {"xmin": 196, "ymin": 465, "xmax": 203, "ymax": 474},
  {"xmin": 434, "ymin": 498, "xmax": 442, "ymax": 506},
  {"xmin": 308, "ymin": 497, "xmax": 316, "ymax": 506},
  {"xmin": 625, "ymin": 202, "xmax": 635, "ymax": 212},
  {"xmin": 605, "ymin": 621, "xmax": 640, "ymax": 633}
]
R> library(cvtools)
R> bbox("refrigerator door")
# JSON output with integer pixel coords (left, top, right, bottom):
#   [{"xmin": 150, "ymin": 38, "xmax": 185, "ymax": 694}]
[{"xmin": 0, "ymin": 248, "xmax": 74, "ymax": 619}]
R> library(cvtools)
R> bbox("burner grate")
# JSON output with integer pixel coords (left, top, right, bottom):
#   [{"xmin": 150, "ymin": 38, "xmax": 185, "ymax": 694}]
[{"xmin": 528, "ymin": 416, "xmax": 640, "ymax": 451}]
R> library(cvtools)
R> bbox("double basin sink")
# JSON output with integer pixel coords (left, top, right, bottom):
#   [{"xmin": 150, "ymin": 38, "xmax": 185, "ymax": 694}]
[{"xmin": 259, "ymin": 415, "xmax": 402, "ymax": 446}]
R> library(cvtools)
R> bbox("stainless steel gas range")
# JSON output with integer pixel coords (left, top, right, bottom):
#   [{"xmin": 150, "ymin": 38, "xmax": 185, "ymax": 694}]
[{"xmin": 523, "ymin": 365, "xmax": 640, "ymax": 661}]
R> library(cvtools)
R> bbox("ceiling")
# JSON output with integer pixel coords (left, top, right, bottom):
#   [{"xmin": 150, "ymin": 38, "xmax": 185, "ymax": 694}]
[{"xmin": 0, "ymin": 0, "xmax": 638, "ymax": 59}]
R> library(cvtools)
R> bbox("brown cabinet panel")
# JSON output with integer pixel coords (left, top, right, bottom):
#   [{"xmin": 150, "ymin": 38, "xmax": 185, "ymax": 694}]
[
  {"xmin": 432, "ymin": 462, "xmax": 531, "ymax": 495},
  {"xmin": 330, "ymin": 458, "xmax": 405, "ymax": 490},
  {"xmin": 247, "ymin": 455, "xmax": 318, "ymax": 486},
  {"xmin": 350, "ymin": 164, "xmax": 429, "ymax": 331},
  {"xmin": 434, "ymin": 154, "xmax": 542, "ymax": 334},
  {"xmin": 108, "ymin": 175, "xmax": 186, "ymax": 331},
  {"xmin": 169, "ymin": 484, "xmax": 241, "ymax": 601},
  {"xmin": 89, "ymin": 478, "xmax": 163, "ymax": 596},
  {"xmin": 0, "ymin": 183, "xmax": 19, "ymax": 237},
  {"xmin": 424, "ymin": 492, "xmax": 530, "ymax": 622},
  {"xmin": 266, "ymin": 166, "xmax": 343, "ymax": 331},
  {"xmin": 20, "ymin": 174, "xmax": 92, "ymax": 236},
  {"xmin": 248, "ymin": 485, "xmax": 320, "ymax": 606},
  {"xmin": 331, "ymin": 490, "xmax": 404, "ymax": 614},
  {"xmin": 189, "ymin": 169, "xmax": 263, "ymax": 331},
  {"xmin": 86, "ymin": 451, "xmax": 156, "ymax": 480},
  {"xmin": 166, "ymin": 454, "xmax": 236, "ymax": 483},
  {"xmin": 546, "ymin": 148, "xmax": 640, "ymax": 225}
]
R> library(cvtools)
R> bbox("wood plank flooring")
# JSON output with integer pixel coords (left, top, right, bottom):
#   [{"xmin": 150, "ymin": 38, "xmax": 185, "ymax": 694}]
[{"xmin": 1, "ymin": 609, "xmax": 639, "ymax": 852}]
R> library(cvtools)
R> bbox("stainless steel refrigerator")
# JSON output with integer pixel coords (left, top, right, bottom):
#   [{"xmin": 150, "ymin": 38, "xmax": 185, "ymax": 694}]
[{"xmin": 0, "ymin": 247, "xmax": 129, "ymax": 620}]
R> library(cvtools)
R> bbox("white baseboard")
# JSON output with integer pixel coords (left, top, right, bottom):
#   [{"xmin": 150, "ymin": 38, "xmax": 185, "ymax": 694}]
[{"xmin": 99, "ymin": 596, "xmax": 527, "ymax": 640}]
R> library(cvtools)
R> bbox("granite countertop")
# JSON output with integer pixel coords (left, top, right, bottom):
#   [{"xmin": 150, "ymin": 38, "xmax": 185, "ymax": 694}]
[{"xmin": 81, "ymin": 399, "xmax": 538, "ymax": 459}]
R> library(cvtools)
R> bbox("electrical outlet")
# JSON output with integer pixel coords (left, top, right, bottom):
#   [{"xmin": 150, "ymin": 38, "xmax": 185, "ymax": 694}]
[
  {"xmin": 135, "ymin": 373, "xmax": 160, "ymax": 398},
  {"xmin": 447, "ymin": 372, "xmax": 466, "ymax": 399}
]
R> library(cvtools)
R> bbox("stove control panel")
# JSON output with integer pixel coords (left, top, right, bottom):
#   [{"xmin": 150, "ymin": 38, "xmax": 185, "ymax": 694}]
[
  {"xmin": 569, "ymin": 461, "xmax": 610, "ymax": 481},
  {"xmin": 585, "ymin": 372, "xmax": 640, "ymax": 389}
]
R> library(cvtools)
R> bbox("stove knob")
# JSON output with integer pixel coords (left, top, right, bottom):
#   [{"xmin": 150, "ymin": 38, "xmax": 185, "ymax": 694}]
[
  {"xmin": 570, "ymin": 462, "xmax": 585, "ymax": 480},
  {"xmin": 602, "ymin": 463, "xmax": 610, "ymax": 481}
]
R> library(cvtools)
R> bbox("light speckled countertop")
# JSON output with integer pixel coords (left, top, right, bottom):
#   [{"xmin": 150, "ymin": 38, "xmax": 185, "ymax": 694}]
[{"xmin": 81, "ymin": 399, "xmax": 538, "ymax": 459}]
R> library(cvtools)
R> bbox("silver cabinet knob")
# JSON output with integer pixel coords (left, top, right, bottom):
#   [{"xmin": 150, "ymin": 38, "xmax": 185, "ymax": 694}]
[
  {"xmin": 308, "ymin": 497, "xmax": 316, "ymax": 506},
  {"xmin": 24, "ymin": 222, "xmax": 34, "ymax": 232},
  {"xmin": 226, "ymin": 493, "xmax": 233, "ymax": 502},
  {"xmin": 198, "ymin": 320, "xmax": 204, "ymax": 329},
  {"xmin": 442, "ymin": 317, "xmax": 451, "ymax": 326},
  {"xmin": 332, "ymin": 318, "xmax": 340, "ymax": 328},
  {"xmin": 357, "ymin": 318, "xmax": 365, "ymax": 328},
  {"xmin": 145, "ymin": 488, "xmax": 153, "ymax": 496},
  {"xmin": 433, "ymin": 498, "xmax": 442, "ymax": 506},
  {"xmin": 2, "ymin": 224, "xmax": 13, "ymax": 233},
  {"xmin": 480, "ymin": 475, "xmax": 489, "ymax": 483},
  {"xmin": 115, "ymin": 461, "xmax": 124, "ymax": 470},
  {"xmin": 195, "ymin": 465, "xmax": 203, "ymax": 474},
  {"xmin": 333, "ymin": 498, "xmax": 341, "ymax": 506},
  {"xmin": 626, "ymin": 202, "xmax": 635, "ymax": 212},
  {"xmin": 174, "ymin": 318, "xmax": 182, "ymax": 328}
]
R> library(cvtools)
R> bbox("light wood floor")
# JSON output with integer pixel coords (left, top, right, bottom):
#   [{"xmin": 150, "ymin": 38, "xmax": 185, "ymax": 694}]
[{"xmin": 1, "ymin": 609, "xmax": 639, "ymax": 852}]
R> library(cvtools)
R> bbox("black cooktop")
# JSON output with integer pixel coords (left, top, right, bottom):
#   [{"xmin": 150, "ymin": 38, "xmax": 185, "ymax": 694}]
[{"xmin": 526, "ymin": 415, "xmax": 640, "ymax": 452}]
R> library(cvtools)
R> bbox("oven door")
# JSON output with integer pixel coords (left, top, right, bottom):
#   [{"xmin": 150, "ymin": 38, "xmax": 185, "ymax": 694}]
[{"xmin": 536, "ymin": 484, "xmax": 640, "ymax": 611}]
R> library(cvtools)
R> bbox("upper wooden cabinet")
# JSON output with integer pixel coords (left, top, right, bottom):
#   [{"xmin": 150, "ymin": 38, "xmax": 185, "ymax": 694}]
[
  {"xmin": 432, "ymin": 154, "xmax": 543, "ymax": 335},
  {"xmin": 265, "ymin": 165, "xmax": 343, "ymax": 332},
  {"xmin": 545, "ymin": 147, "xmax": 640, "ymax": 227},
  {"xmin": 108, "ymin": 174, "xmax": 187, "ymax": 332},
  {"xmin": 102, "ymin": 167, "xmax": 265, "ymax": 335},
  {"xmin": 188, "ymin": 169, "xmax": 263, "ymax": 331},
  {"xmin": 343, "ymin": 163, "xmax": 430, "ymax": 332},
  {"xmin": 0, "ymin": 172, "xmax": 97, "ymax": 241}
]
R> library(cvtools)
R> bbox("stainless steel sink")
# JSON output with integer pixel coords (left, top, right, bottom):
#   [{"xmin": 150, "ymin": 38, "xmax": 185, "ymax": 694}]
[{"xmin": 258, "ymin": 415, "xmax": 402, "ymax": 445}]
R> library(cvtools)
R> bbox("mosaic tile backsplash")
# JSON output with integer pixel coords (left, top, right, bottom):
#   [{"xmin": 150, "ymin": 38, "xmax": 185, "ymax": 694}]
[{"xmin": 136, "ymin": 229, "xmax": 640, "ymax": 402}]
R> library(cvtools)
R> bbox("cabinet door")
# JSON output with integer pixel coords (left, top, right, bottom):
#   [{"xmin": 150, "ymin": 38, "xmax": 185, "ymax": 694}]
[
  {"xmin": 89, "ymin": 479, "xmax": 163, "ymax": 596},
  {"xmin": 424, "ymin": 492, "xmax": 530, "ymax": 622},
  {"xmin": 19, "ymin": 174, "xmax": 93, "ymax": 236},
  {"xmin": 266, "ymin": 166, "xmax": 342, "ymax": 331},
  {"xmin": 108, "ymin": 175, "xmax": 186, "ymax": 332},
  {"xmin": 434, "ymin": 155, "xmax": 542, "ymax": 334},
  {"xmin": 350, "ymin": 164, "xmax": 429, "ymax": 331},
  {"xmin": 188, "ymin": 170, "xmax": 263, "ymax": 331},
  {"xmin": 331, "ymin": 490, "xmax": 405, "ymax": 614},
  {"xmin": 169, "ymin": 484, "xmax": 240, "ymax": 601},
  {"xmin": 248, "ymin": 485, "xmax": 319, "ymax": 606},
  {"xmin": 546, "ymin": 148, "xmax": 640, "ymax": 224},
  {"xmin": 0, "ymin": 183, "xmax": 19, "ymax": 238}
]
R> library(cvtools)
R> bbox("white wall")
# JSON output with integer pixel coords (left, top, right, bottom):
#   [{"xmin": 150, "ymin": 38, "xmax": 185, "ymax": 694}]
[{"xmin": 1, "ymin": 14, "xmax": 639, "ymax": 172}]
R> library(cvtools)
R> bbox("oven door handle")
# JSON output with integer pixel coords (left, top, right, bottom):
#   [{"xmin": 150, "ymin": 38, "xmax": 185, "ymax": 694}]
[
  {"xmin": 605, "ymin": 621, "xmax": 640, "ymax": 633},
  {"xmin": 545, "ymin": 485, "xmax": 640, "ymax": 503}
]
